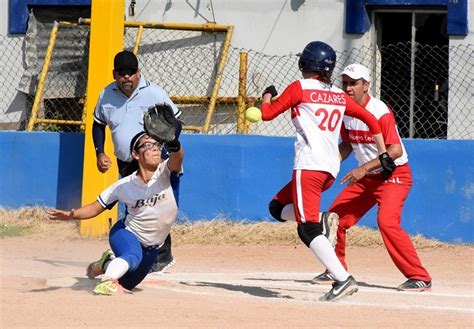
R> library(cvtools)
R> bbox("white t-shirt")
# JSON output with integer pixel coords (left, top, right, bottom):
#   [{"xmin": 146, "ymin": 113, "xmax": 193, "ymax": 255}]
[{"xmin": 97, "ymin": 160, "xmax": 177, "ymax": 247}]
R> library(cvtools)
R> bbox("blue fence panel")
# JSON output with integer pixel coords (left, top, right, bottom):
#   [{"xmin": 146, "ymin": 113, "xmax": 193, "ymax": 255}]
[
  {"xmin": 0, "ymin": 132, "xmax": 83, "ymax": 210},
  {"xmin": 0, "ymin": 132, "xmax": 472, "ymax": 243}
]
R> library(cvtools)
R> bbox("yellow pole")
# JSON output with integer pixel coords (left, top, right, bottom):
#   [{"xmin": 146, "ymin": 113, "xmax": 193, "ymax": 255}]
[
  {"xmin": 203, "ymin": 25, "xmax": 234, "ymax": 133},
  {"xmin": 80, "ymin": 18, "xmax": 231, "ymax": 32},
  {"xmin": 80, "ymin": 0, "xmax": 124, "ymax": 237},
  {"xmin": 27, "ymin": 21, "xmax": 59, "ymax": 131},
  {"xmin": 237, "ymin": 51, "xmax": 248, "ymax": 133},
  {"xmin": 133, "ymin": 25, "xmax": 144, "ymax": 54}
]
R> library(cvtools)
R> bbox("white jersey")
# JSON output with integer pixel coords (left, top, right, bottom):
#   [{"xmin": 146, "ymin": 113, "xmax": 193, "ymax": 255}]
[
  {"xmin": 97, "ymin": 160, "xmax": 177, "ymax": 247},
  {"xmin": 261, "ymin": 78, "xmax": 382, "ymax": 178},
  {"xmin": 341, "ymin": 96, "xmax": 408, "ymax": 174},
  {"xmin": 292, "ymin": 79, "xmax": 347, "ymax": 177}
]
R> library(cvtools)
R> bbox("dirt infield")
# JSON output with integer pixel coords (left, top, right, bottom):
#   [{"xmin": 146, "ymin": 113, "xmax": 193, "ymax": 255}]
[{"xmin": 1, "ymin": 235, "xmax": 472, "ymax": 328}]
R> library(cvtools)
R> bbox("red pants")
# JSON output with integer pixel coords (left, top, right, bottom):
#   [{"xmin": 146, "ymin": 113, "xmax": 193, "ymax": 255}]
[
  {"xmin": 330, "ymin": 164, "xmax": 431, "ymax": 281},
  {"xmin": 274, "ymin": 170, "xmax": 335, "ymax": 223}
]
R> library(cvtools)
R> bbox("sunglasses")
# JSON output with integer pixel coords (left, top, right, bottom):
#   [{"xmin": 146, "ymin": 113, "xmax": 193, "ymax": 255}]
[
  {"xmin": 115, "ymin": 68, "xmax": 137, "ymax": 76},
  {"xmin": 135, "ymin": 141, "xmax": 162, "ymax": 151}
]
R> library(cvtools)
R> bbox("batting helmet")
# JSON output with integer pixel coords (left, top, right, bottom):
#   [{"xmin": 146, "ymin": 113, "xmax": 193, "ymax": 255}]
[{"xmin": 298, "ymin": 41, "xmax": 336, "ymax": 75}]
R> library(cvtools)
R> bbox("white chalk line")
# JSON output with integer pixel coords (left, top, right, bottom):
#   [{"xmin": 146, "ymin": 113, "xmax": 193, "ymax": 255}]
[
  {"xmin": 41, "ymin": 271, "xmax": 474, "ymax": 313},
  {"xmin": 144, "ymin": 271, "xmax": 474, "ymax": 313},
  {"xmin": 145, "ymin": 271, "xmax": 474, "ymax": 299},
  {"xmin": 145, "ymin": 283, "xmax": 474, "ymax": 314}
]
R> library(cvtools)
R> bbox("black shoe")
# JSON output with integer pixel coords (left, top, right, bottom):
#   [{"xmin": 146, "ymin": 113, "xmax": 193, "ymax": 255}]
[
  {"xmin": 321, "ymin": 212, "xmax": 339, "ymax": 248},
  {"xmin": 319, "ymin": 275, "xmax": 358, "ymax": 302},
  {"xmin": 311, "ymin": 272, "xmax": 335, "ymax": 285},
  {"xmin": 397, "ymin": 279, "xmax": 432, "ymax": 291},
  {"xmin": 150, "ymin": 256, "xmax": 176, "ymax": 274}
]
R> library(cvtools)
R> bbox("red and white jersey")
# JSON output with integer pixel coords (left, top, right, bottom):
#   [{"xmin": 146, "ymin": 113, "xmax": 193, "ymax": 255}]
[
  {"xmin": 341, "ymin": 95, "xmax": 408, "ymax": 174},
  {"xmin": 97, "ymin": 159, "xmax": 177, "ymax": 247},
  {"xmin": 261, "ymin": 78, "xmax": 382, "ymax": 178}
]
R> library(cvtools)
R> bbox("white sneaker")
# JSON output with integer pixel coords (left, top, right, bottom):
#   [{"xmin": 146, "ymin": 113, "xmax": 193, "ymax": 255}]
[
  {"xmin": 321, "ymin": 212, "xmax": 339, "ymax": 248},
  {"xmin": 319, "ymin": 275, "xmax": 358, "ymax": 302}
]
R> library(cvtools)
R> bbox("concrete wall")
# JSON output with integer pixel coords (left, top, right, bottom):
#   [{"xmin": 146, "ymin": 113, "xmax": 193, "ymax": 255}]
[
  {"xmin": 1, "ymin": 0, "xmax": 8, "ymax": 35},
  {"xmin": 124, "ymin": 0, "xmax": 364, "ymax": 55},
  {"xmin": 0, "ymin": 132, "xmax": 472, "ymax": 243}
]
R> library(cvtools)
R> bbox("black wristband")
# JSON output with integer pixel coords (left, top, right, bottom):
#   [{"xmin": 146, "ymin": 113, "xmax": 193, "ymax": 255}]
[
  {"xmin": 379, "ymin": 152, "xmax": 396, "ymax": 179},
  {"xmin": 166, "ymin": 139, "xmax": 181, "ymax": 153}
]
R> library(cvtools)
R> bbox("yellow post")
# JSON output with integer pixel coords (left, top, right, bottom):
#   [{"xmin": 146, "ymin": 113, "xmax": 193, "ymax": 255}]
[
  {"xmin": 27, "ymin": 21, "xmax": 59, "ymax": 132},
  {"xmin": 236, "ymin": 51, "xmax": 248, "ymax": 133},
  {"xmin": 80, "ymin": 0, "xmax": 124, "ymax": 237},
  {"xmin": 202, "ymin": 25, "xmax": 234, "ymax": 133}
]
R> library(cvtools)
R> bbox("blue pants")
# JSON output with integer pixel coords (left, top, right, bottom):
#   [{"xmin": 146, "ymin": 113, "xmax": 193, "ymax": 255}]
[{"xmin": 109, "ymin": 220, "xmax": 160, "ymax": 290}]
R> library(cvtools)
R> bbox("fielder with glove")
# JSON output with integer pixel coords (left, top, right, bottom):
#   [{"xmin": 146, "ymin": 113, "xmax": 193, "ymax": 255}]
[{"xmin": 92, "ymin": 50, "xmax": 182, "ymax": 275}]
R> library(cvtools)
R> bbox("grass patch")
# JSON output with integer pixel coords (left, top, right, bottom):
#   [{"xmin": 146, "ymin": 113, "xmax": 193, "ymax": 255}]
[
  {"xmin": 0, "ymin": 207, "xmax": 79, "ymax": 239},
  {"xmin": 0, "ymin": 224, "xmax": 24, "ymax": 238},
  {"xmin": 0, "ymin": 207, "xmax": 450, "ymax": 249}
]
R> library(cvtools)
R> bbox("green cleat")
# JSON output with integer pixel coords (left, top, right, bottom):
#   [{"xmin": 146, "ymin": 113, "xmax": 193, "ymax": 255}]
[
  {"xmin": 93, "ymin": 279, "xmax": 122, "ymax": 296},
  {"xmin": 86, "ymin": 249, "xmax": 114, "ymax": 279}
]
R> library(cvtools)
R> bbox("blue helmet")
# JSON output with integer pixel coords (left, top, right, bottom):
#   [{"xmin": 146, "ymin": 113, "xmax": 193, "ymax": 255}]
[{"xmin": 298, "ymin": 41, "xmax": 336, "ymax": 75}]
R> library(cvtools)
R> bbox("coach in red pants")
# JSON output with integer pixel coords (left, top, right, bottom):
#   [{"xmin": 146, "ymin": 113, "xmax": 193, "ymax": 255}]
[{"xmin": 312, "ymin": 64, "xmax": 432, "ymax": 291}]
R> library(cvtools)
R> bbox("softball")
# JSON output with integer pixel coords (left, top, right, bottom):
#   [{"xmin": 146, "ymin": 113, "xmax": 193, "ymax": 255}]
[{"xmin": 245, "ymin": 107, "xmax": 262, "ymax": 123}]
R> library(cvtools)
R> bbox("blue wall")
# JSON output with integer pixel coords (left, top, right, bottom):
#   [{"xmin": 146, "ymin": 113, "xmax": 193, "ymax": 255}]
[
  {"xmin": 0, "ymin": 132, "xmax": 84, "ymax": 210},
  {"xmin": 0, "ymin": 132, "xmax": 472, "ymax": 243}
]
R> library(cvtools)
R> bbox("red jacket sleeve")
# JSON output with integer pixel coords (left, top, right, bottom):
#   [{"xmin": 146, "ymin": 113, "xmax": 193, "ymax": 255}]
[
  {"xmin": 261, "ymin": 81, "xmax": 302, "ymax": 121},
  {"xmin": 344, "ymin": 94, "xmax": 381, "ymax": 135}
]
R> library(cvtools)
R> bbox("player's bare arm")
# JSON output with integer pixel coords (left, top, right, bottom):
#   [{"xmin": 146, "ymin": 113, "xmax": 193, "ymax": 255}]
[
  {"xmin": 371, "ymin": 133, "xmax": 387, "ymax": 154},
  {"xmin": 342, "ymin": 143, "xmax": 402, "ymax": 185},
  {"xmin": 360, "ymin": 143, "xmax": 402, "ymax": 172},
  {"xmin": 47, "ymin": 201, "xmax": 105, "ymax": 221},
  {"xmin": 341, "ymin": 166, "xmax": 368, "ymax": 185}
]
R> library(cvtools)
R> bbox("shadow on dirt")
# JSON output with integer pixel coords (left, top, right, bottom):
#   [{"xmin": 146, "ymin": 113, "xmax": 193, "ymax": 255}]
[{"xmin": 181, "ymin": 281, "xmax": 294, "ymax": 299}]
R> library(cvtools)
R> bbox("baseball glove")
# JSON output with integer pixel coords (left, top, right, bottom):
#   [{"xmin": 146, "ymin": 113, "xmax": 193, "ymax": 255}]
[{"xmin": 143, "ymin": 103, "xmax": 177, "ymax": 143}]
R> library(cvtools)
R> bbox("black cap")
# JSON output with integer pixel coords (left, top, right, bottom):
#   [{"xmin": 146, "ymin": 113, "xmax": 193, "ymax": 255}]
[{"xmin": 114, "ymin": 51, "xmax": 138, "ymax": 71}]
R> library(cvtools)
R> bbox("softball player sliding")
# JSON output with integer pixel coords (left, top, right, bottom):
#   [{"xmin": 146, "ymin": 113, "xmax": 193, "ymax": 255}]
[
  {"xmin": 48, "ymin": 132, "xmax": 183, "ymax": 295},
  {"xmin": 93, "ymin": 51, "xmax": 181, "ymax": 273},
  {"xmin": 258, "ymin": 42, "xmax": 396, "ymax": 301},
  {"xmin": 312, "ymin": 64, "xmax": 432, "ymax": 291}
]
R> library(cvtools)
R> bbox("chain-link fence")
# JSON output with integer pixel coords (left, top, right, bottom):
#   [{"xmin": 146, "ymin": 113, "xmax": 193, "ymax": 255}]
[
  {"xmin": 122, "ymin": 20, "xmax": 234, "ymax": 134},
  {"xmin": 1, "ymin": 20, "xmax": 472, "ymax": 139},
  {"xmin": 241, "ymin": 43, "xmax": 473, "ymax": 139}
]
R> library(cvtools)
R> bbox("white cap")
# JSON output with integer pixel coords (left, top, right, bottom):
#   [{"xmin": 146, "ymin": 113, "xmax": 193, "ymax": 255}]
[{"xmin": 340, "ymin": 63, "xmax": 371, "ymax": 82}]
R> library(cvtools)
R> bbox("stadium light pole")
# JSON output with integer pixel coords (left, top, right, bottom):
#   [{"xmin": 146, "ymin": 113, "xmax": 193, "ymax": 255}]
[{"xmin": 80, "ymin": 0, "xmax": 125, "ymax": 237}]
